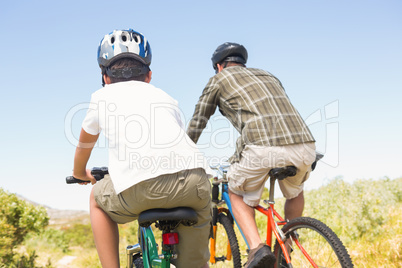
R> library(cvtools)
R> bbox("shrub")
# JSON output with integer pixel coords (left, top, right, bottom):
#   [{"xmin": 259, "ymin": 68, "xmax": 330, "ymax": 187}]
[
  {"xmin": 304, "ymin": 177, "xmax": 402, "ymax": 244},
  {"xmin": 63, "ymin": 223, "xmax": 95, "ymax": 249},
  {"xmin": 0, "ymin": 188, "xmax": 49, "ymax": 264}
]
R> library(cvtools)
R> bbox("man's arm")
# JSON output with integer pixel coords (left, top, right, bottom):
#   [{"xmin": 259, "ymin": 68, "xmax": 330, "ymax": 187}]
[
  {"xmin": 73, "ymin": 128, "xmax": 99, "ymax": 184},
  {"xmin": 186, "ymin": 79, "xmax": 220, "ymax": 143}
]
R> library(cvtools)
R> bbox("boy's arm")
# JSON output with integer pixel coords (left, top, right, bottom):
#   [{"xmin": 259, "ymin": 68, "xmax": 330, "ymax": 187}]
[{"xmin": 73, "ymin": 128, "xmax": 100, "ymax": 184}]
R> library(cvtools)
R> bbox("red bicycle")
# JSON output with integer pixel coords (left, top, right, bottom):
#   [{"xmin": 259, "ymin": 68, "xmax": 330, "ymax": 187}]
[{"xmin": 212, "ymin": 153, "xmax": 354, "ymax": 267}]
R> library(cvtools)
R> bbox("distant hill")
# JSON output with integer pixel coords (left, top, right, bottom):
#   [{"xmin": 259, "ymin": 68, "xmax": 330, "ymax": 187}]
[{"xmin": 16, "ymin": 194, "xmax": 90, "ymax": 226}]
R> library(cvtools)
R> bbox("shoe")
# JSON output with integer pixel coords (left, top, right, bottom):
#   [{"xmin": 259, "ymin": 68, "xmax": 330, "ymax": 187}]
[{"xmin": 245, "ymin": 243, "xmax": 276, "ymax": 268}]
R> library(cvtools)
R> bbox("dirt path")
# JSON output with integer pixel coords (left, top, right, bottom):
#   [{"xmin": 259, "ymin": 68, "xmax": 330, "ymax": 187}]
[{"xmin": 57, "ymin": 255, "xmax": 77, "ymax": 267}]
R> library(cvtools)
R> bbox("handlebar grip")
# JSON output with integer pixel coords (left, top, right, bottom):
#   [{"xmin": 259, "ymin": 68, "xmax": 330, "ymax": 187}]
[
  {"xmin": 212, "ymin": 184, "xmax": 219, "ymax": 203},
  {"xmin": 65, "ymin": 167, "xmax": 109, "ymax": 184},
  {"xmin": 65, "ymin": 176, "xmax": 86, "ymax": 184},
  {"xmin": 65, "ymin": 174, "xmax": 104, "ymax": 184}
]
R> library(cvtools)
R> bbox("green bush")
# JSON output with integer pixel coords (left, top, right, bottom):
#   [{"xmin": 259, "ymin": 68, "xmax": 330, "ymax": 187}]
[
  {"xmin": 25, "ymin": 228, "xmax": 69, "ymax": 253},
  {"xmin": 2, "ymin": 250, "xmax": 53, "ymax": 268},
  {"xmin": 63, "ymin": 223, "xmax": 95, "ymax": 249},
  {"xmin": 304, "ymin": 177, "xmax": 402, "ymax": 244},
  {"xmin": 0, "ymin": 188, "xmax": 49, "ymax": 264}
]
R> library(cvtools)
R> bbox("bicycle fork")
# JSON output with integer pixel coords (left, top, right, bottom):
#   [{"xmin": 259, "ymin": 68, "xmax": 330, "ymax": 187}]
[
  {"xmin": 210, "ymin": 206, "xmax": 233, "ymax": 264},
  {"xmin": 263, "ymin": 204, "xmax": 319, "ymax": 268}
]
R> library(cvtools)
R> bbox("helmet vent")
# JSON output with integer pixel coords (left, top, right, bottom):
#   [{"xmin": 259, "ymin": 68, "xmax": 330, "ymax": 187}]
[
  {"xmin": 133, "ymin": 35, "xmax": 140, "ymax": 44},
  {"xmin": 111, "ymin": 36, "xmax": 115, "ymax": 44},
  {"xmin": 121, "ymin": 32, "xmax": 129, "ymax": 43}
]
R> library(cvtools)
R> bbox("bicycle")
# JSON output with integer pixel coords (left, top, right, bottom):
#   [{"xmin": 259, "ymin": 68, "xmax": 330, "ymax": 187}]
[
  {"xmin": 210, "ymin": 153, "xmax": 354, "ymax": 268},
  {"xmin": 66, "ymin": 167, "xmax": 198, "ymax": 268},
  {"xmin": 209, "ymin": 162, "xmax": 242, "ymax": 268}
]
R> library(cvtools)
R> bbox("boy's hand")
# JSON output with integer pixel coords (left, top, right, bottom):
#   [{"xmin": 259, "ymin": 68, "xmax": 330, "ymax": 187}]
[{"xmin": 72, "ymin": 169, "xmax": 97, "ymax": 185}]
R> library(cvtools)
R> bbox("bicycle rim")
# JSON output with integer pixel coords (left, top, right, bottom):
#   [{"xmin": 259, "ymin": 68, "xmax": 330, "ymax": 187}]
[{"xmin": 274, "ymin": 217, "xmax": 353, "ymax": 268}]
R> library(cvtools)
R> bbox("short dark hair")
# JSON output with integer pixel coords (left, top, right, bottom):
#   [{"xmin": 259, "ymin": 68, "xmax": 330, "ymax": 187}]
[
  {"xmin": 106, "ymin": 58, "xmax": 150, "ymax": 83},
  {"xmin": 220, "ymin": 60, "xmax": 246, "ymax": 69}
]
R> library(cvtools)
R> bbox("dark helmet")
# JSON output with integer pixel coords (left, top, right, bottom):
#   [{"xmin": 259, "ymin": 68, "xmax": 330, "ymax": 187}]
[{"xmin": 211, "ymin": 42, "xmax": 248, "ymax": 71}]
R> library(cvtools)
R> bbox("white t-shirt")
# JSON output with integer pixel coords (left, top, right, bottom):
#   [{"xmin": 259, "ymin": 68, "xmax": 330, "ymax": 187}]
[{"xmin": 82, "ymin": 81, "xmax": 211, "ymax": 194}]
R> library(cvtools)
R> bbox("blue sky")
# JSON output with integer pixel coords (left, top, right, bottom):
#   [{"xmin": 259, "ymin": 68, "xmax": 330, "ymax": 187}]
[{"xmin": 1, "ymin": 0, "xmax": 401, "ymax": 211}]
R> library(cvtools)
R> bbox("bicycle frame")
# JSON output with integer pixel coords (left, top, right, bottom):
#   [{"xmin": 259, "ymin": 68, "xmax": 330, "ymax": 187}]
[
  {"xmin": 254, "ymin": 177, "xmax": 320, "ymax": 267},
  {"xmin": 211, "ymin": 168, "xmax": 248, "ymax": 250},
  {"xmin": 126, "ymin": 226, "xmax": 173, "ymax": 268}
]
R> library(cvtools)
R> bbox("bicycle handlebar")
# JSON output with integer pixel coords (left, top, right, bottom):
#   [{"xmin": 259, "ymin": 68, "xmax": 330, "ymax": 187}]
[
  {"xmin": 65, "ymin": 167, "xmax": 109, "ymax": 184},
  {"xmin": 209, "ymin": 162, "xmax": 230, "ymax": 176}
]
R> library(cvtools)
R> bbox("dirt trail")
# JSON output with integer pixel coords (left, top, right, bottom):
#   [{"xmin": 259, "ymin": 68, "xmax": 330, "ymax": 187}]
[{"xmin": 57, "ymin": 255, "xmax": 77, "ymax": 267}]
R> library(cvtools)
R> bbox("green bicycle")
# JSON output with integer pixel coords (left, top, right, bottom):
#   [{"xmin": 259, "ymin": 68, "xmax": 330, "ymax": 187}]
[{"xmin": 66, "ymin": 167, "xmax": 198, "ymax": 268}]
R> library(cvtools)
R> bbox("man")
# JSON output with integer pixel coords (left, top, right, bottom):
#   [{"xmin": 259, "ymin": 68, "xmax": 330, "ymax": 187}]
[
  {"xmin": 187, "ymin": 42, "xmax": 316, "ymax": 268},
  {"xmin": 72, "ymin": 29, "xmax": 212, "ymax": 268}
]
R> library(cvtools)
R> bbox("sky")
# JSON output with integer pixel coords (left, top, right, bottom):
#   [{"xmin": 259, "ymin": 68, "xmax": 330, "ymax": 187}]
[{"xmin": 1, "ymin": 0, "xmax": 401, "ymax": 211}]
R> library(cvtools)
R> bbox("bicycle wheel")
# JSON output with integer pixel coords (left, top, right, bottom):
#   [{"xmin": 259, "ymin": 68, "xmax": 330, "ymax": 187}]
[
  {"xmin": 212, "ymin": 211, "xmax": 242, "ymax": 268},
  {"xmin": 133, "ymin": 254, "xmax": 144, "ymax": 268},
  {"xmin": 274, "ymin": 217, "xmax": 353, "ymax": 268}
]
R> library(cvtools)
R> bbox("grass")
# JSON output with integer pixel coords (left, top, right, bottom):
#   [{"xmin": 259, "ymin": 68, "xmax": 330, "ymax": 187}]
[{"xmin": 20, "ymin": 177, "xmax": 402, "ymax": 267}]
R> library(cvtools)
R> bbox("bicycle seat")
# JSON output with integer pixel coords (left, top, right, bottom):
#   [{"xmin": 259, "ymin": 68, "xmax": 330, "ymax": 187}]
[
  {"xmin": 269, "ymin": 152, "xmax": 324, "ymax": 180},
  {"xmin": 269, "ymin": 166, "xmax": 297, "ymax": 180},
  {"xmin": 311, "ymin": 152, "xmax": 324, "ymax": 171},
  {"xmin": 138, "ymin": 207, "xmax": 198, "ymax": 229}
]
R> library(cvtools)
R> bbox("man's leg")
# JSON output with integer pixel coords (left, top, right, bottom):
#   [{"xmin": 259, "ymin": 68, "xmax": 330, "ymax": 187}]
[
  {"xmin": 229, "ymin": 190, "xmax": 261, "ymax": 249},
  {"xmin": 229, "ymin": 191, "xmax": 276, "ymax": 267},
  {"xmin": 284, "ymin": 190, "xmax": 304, "ymax": 221},
  {"xmin": 90, "ymin": 189, "xmax": 120, "ymax": 268},
  {"xmin": 283, "ymin": 190, "xmax": 304, "ymax": 257}
]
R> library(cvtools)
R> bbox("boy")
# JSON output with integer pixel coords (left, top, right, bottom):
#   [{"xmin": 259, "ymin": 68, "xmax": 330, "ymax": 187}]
[{"xmin": 72, "ymin": 29, "xmax": 211, "ymax": 268}]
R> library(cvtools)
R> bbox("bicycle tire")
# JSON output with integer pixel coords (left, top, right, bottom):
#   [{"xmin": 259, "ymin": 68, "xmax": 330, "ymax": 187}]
[
  {"xmin": 273, "ymin": 217, "xmax": 353, "ymax": 268},
  {"xmin": 133, "ymin": 255, "xmax": 144, "ymax": 268},
  {"xmin": 214, "ymin": 212, "xmax": 242, "ymax": 268},
  {"xmin": 138, "ymin": 226, "xmax": 158, "ymax": 268}
]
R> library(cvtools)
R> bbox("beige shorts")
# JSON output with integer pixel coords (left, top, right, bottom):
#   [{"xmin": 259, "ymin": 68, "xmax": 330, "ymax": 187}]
[
  {"xmin": 93, "ymin": 168, "xmax": 211, "ymax": 268},
  {"xmin": 228, "ymin": 143, "xmax": 316, "ymax": 206}
]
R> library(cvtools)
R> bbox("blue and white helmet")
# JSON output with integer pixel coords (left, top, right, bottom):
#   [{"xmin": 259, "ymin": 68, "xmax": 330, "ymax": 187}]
[{"xmin": 97, "ymin": 29, "xmax": 152, "ymax": 68}]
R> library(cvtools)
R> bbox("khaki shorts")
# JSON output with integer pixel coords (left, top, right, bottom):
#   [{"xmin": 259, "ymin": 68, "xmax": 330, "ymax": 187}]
[
  {"xmin": 228, "ymin": 143, "xmax": 316, "ymax": 206},
  {"xmin": 93, "ymin": 168, "xmax": 212, "ymax": 268}
]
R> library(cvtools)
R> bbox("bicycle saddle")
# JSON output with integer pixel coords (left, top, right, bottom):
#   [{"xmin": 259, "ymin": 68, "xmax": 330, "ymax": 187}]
[
  {"xmin": 269, "ymin": 166, "xmax": 297, "ymax": 181},
  {"xmin": 138, "ymin": 207, "xmax": 198, "ymax": 228},
  {"xmin": 269, "ymin": 152, "xmax": 324, "ymax": 180}
]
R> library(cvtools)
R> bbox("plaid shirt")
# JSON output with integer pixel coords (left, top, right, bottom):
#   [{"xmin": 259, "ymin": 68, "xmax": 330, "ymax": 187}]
[{"xmin": 187, "ymin": 66, "xmax": 315, "ymax": 163}]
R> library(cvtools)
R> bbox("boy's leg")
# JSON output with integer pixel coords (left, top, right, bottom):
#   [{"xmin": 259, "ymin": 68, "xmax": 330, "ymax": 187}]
[{"xmin": 90, "ymin": 188, "xmax": 120, "ymax": 268}]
